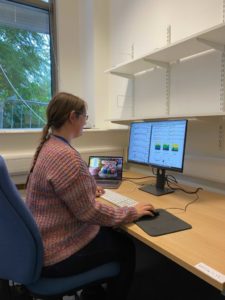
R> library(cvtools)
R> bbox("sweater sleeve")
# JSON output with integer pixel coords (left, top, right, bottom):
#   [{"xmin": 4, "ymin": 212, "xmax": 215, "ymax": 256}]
[
  {"xmin": 46, "ymin": 145, "xmax": 138, "ymax": 226},
  {"xmin": 58, "ymin": 172, "xmax": 138, "ymax": 226}
]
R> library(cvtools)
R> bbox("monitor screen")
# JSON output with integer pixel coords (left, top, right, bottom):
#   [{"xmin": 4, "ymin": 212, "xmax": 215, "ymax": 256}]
[
  {"xmin": 128, "ymin": 119, "xmax": 188, "ymax": 196},
  {"xmin": 148, "ymin": 120, "xmax": 187, "ymax": 172},
  {"xmin": 128, "ymin": 121, "xmax": 152, "ymax": 165},
  {"xmin": 88, "ymin": 156, "xmax": 123, "ymax": 180}
]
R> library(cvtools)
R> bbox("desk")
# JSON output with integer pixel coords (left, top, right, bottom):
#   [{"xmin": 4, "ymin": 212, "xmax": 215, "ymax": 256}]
[{"xmin": 101, "ymin": 171, "xmax": 225, "ymax": 294}]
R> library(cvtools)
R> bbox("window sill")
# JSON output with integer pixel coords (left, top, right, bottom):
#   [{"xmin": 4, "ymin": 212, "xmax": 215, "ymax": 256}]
[{"xmin": 0, "ymin": 127, "xmax": 128, "ymax": 134}]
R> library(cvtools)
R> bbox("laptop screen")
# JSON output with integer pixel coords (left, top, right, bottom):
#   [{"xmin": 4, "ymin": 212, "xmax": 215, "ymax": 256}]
[{"xmin": 88, "ymin": 156, "xmax": 123, "ymax": 181}]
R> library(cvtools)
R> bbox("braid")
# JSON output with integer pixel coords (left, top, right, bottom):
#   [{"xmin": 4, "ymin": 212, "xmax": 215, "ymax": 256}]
[
  {"xmin": 26, "ymin": 124, "xmax": 51, "ymax": 187},
  {"xmin": 26, "ymin": 92, "xmax": 87, "ymax": 188}
]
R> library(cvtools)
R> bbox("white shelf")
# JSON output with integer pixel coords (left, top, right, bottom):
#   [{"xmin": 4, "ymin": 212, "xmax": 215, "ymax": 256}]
[
  {"xmin": 107, "ymin": 112, "xmax": 225, "ymax": 125},
  {"xmin": 105, "ymin": 22, "xmax": 225, "ymax": 77}
]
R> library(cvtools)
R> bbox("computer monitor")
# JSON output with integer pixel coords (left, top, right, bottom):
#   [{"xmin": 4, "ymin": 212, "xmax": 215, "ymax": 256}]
[
  {"xmin": 128, "ymin": 121, "xmax": 152, "ymax": 165},
  {"xmin": 128, "ymin": 119, "xmax": 188, "ymax": 196}
]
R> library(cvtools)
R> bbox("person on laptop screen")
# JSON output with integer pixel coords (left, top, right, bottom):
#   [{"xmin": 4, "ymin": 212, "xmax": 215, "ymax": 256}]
[
  {"xmin": 88, "ymin": 156, "xmax": 123, "ymax": 188},
  {"xmin": 25, "ymin": 92, "xmax": 156, "ymax": 300}
]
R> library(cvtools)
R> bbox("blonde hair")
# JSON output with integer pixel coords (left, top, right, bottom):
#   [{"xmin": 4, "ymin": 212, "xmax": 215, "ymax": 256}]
[{"xmin": 26, "ymin": 92, "xmax": 86, "ymax": 185}]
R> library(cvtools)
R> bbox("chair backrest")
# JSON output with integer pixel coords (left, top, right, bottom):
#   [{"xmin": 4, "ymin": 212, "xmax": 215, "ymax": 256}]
[{"xmin": 0, "ymin": 156, "xmax": 43, "ymax": 284}]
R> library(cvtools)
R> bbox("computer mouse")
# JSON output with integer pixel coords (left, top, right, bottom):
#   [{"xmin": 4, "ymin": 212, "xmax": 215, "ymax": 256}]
[
  {"xmin": 152, "ymin": 210, "xmax": 159, "ymax": 217},
  {"xmin": 139, "ymin": 210, "xmax": 160, "ymax": 221}
]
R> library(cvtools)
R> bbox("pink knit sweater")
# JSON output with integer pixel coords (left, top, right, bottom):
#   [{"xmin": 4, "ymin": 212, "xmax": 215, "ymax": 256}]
[{"xmin": 26, "ymin": 136, "xmax": 138, "ymax": 266}]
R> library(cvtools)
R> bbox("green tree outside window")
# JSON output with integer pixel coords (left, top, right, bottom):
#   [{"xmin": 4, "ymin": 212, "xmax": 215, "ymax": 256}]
[{"xmin": 0, "ymin": 1, "xmax": 52, "ymax": 129}]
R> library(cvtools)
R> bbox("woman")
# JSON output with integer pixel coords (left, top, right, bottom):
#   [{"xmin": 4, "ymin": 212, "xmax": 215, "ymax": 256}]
[{"xmin": 26, "ymin": 92, "xmax": 156, "ymax": 300}]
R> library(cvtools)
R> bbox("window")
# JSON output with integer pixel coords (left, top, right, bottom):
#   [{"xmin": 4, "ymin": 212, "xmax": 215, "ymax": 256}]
[{"xmin": 0, "ymin": 0, "xmax": 55, "ymax": 129}]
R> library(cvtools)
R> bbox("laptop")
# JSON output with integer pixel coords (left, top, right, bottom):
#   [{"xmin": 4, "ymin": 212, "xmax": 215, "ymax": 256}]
[{"xmin": 88, "ymin": 156, "xmax": 123, "ymax": 189}]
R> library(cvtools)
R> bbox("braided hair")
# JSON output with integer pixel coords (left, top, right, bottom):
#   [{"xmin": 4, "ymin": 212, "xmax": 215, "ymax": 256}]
[{"xmin": 26, "ymin": 92, "xmax": 86, "ymax": 186}]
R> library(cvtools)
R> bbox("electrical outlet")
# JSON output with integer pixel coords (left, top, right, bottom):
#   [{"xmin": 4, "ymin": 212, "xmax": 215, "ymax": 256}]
[{"xmin": 195, "ymin": 263, "xmax": 225, "ymax": 283}]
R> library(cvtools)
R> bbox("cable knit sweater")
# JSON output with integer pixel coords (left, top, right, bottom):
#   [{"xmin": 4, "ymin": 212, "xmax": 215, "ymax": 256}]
[{"xmin": 26, "ymin": 135, "xmax": 138, "ymax": 266}]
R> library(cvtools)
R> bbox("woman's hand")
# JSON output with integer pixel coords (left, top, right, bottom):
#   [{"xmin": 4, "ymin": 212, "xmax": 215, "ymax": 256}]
[
  {"xmin": 96, "ymin": 186, "xmax": 105, "ymax": 197},
  {"xmin": 134, "ymin": 202, "xmax": 156, "ymax": 219}
]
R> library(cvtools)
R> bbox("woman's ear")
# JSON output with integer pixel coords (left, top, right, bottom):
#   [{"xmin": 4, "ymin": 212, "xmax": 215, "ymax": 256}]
[{"xmin": 69, "ymin": 110, "xmax": 77, "ymax": 123}]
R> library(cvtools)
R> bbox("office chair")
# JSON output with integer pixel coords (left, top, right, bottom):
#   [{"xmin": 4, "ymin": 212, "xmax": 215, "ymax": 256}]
[{"xmin": 0, "ymin": 155, "xmax": 120, "ymax": 299}]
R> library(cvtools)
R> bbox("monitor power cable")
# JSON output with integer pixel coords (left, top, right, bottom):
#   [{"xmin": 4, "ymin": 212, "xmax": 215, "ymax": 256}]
[{"xmin": 165, "ymin": 174, "xmax": 203, "ymax": 212}]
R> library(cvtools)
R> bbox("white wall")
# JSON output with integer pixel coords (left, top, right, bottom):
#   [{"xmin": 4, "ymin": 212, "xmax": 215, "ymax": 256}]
[
  {"xmin": 56, "ymin": 0, "xmax": 110, "ymax": 129},
  {"xmin": 108, "ymin": 0, "xmax": 224, "ymax": 119},
  {"xmin": 1, "ymin": 0, "xmax": 225, "ymax": 192},
  {"xmin": 107, "ymin": 0, "xmax": 225, "ymax": 189},
  {"xmin": 109, "ymin": 0, "xmax": 222, "ymax": 65}
]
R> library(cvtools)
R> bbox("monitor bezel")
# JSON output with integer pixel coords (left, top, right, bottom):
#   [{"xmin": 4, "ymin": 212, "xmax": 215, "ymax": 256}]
[{"xmin": 127, "ymin": 119, "xmax": 188, "ymax": 172}]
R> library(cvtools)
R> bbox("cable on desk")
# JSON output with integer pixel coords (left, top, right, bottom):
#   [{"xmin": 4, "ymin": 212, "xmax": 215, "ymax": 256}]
[
  {"xmin": 165, "ymin": 193, "xmax": 201, "ymax": 212},
  {"xmin": 122, "ymin": 170, "xmax": 203, "ymax": 212},
  {"xmin": 166, "ymin": 174, "xmax": 203, "ymax": 194},
  {"xmin": 165, "ymin": 175, "xmax": 203, "ymax": 212}
]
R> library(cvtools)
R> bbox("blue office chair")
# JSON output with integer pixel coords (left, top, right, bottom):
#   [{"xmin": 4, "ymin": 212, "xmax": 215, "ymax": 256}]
[{"xmin": 0, "ymin": 155, "xmax": 120, "ymax": 299}]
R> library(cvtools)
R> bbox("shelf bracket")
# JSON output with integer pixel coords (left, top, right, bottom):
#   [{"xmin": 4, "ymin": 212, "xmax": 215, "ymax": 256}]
[
  {"xmin": 110, "ymin": 71, "xmax": 134, "ymax": 79},
  {"xmin": 143, "ymin": 58, "xmax": 169, "ymax": 69},
  {"xmin": 196, "ymin": 37, "xmax": 225, "ymax": 52}
]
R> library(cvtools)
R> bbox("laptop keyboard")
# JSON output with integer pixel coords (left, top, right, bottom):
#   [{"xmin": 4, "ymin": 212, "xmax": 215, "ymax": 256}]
[{"xmin": 101, "ymin": 189, "xmax": 138, "ymax": 207}]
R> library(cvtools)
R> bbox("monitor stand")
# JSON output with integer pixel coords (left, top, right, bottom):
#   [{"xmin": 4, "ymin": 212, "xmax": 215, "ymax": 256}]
[
  {"xmin": 139, "ymin": 168, "xmax": 174, "ymax": 196},
  {"xmin": 139, "ymin": 184, "xmax": 174, "ymax": 196}
]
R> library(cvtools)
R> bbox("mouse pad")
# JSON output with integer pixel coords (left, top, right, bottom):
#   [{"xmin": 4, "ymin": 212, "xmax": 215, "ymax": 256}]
[{"xmin": 135, "ymin": 209, "xmax": 192, "ymax": 236}]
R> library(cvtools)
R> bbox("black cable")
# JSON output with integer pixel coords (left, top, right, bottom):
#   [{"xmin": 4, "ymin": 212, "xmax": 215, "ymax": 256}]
[
  {"xmin": 166, "ymin": 177, "xmax": 203, "ymax": 194},
  {"xmin": 123, "ymin": 170, "xmax": 203, "ymax": 212},
  {"xmin": 166, "ymin": 174, "xmax": 178, "ymax": 184},
  {"xmin": 165, "ymin": 192, "xmax": 200, "ymax": 212},
  {"xmin": 165, "ymin": 175, "xmax": 203, "ymax": 212}
]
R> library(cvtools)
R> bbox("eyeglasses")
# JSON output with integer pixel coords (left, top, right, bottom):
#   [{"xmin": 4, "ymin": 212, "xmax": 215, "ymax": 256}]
[
  {"xmin": 82, "ymin": 113, "xmax": 88, "ymax": 120},
  {"xmin": 75, "ymin": 111, "xmax": 88, "ymax": 120}
]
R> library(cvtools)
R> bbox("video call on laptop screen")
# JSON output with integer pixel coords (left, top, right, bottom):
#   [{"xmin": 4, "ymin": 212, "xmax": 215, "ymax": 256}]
[{"xmin": 88, "ymin": 156, "xmax": 123, "ymax": 180}]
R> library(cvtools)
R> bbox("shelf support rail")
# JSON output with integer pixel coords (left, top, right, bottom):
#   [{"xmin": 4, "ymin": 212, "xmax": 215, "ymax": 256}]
[
  {"xmin": 165, "ymin": 66, "xmax": 170, "ymax": 115},
  {"xmin": 223, "ymin": 0, "xmax": 225, "ymax": 23},
  {"xmin": 220, "ymin": 47, "xmax": 225, "ymax": 113}
]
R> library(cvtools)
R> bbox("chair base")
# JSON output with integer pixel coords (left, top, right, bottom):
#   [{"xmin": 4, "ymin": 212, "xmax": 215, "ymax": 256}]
[
  {"xmin": 0, "ymin": 279, "xmax": 12, "ymax": 299},
  {"xmin": 0, "ymin": 280, "xmax": 80, "ymax": 300}
]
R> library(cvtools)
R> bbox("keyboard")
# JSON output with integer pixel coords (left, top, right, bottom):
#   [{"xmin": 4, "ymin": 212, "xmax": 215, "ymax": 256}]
[{"xmin": 101, "ymin": 189, "xmax": 138, "ymax": 207}]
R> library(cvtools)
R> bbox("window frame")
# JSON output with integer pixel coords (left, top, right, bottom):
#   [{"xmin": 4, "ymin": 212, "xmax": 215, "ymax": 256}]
[
  {"xmin": 10, "ymin": 0, "xmax": 49, "ymax": 10},
  {"xmin": 0, "ymin": 0, "xmax": 57, "ymax": 131}
]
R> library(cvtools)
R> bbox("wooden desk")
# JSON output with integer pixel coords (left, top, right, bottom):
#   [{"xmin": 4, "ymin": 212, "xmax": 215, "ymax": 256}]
[{"xmin": 101, "ymin": 171, "xmax": 225, "ymax": 293}]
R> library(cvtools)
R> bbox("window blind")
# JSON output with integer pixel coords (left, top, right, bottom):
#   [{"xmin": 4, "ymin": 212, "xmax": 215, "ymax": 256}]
[{"xmin": 0, "ymin": 0, "xmax": 49, "ymax": 33}]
